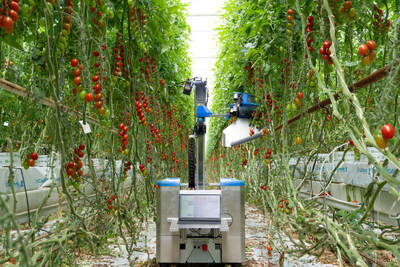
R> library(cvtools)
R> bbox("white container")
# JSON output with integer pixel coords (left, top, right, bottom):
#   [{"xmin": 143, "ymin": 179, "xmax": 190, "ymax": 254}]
[
  {"xmin": 333, "ymin": 151, "xmax": 354, "ymax": 162},
  {"xmin": 0, "ymin": 152, "xmax": 21, "ymax": 166},
  {"xmin": 360, "ymin": 147, "xmax": 386, "ymax": 162}
]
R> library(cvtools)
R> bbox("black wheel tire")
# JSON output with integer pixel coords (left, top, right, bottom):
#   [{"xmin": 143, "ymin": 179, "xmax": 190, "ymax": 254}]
[
  {"xmin": 231, "ymin": 264, "xmax": 242, "ymax": 267},
  {"xmin": 159, "ymin": 264, "xmax": 169, "ymax": 267}
]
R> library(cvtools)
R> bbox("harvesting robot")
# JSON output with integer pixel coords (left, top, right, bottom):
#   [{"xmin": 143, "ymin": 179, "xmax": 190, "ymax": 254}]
[{"xmin": 156, "ymin": 78, "xmax": 259, "ymax": 266}]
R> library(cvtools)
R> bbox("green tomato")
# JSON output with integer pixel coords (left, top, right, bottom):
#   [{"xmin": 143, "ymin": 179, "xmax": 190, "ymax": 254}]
[
  {"xmin": 79, "ymin": 91, "xmax": 87, "ymax": 100},
  {"xmin": 23, "ymin": 161, "xmax": 29, "ymax": 170},
  {"xmin": 106, "ymin": 7, "xmax": 111, "ymax": 16},
  {"xmin": 60, "ymin": 36, "xmax": 67, "ymax": 45},
  {"xmin": 22, "ymin": 4, "xmax": 31, "ymax": 16},
  {"xmin": 57, "ymin": 42, "xmax": 65, "ymax": 51},
  {"xmin": 104, "ymin": 109, "xmax": 111, "ymax": 117},
  {"xmin": 28, "ymin": 0, "xmax": 36, "ymax": 7},
  {"xmin": 349, "ymin": 8, "xmax": 356, "ymax": 17},
  {"xmin": 73, "ymin": 182, "xmax": 80, "ymax": 190},
  {"xmin": 290, "ymin": 103, "xmax": 297, "ymax": 110},
  {"xmin": 62, "ymin": 29, "xmax": 68, "ymax": 36},
  {"xmin": 39, "ymin": 17, "xmax": 46, "ymax": 27},
  {"xmin": 67, "ymin": 179, "xmax": 73, "ymax": 186},
  {"xmin": 46, "ymin": 2, "xmax": 53, "ymax": 12}
]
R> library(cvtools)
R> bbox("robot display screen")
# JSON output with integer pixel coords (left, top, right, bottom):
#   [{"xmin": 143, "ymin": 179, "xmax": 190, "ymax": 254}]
[{"xmin": 179, "ymin": 194, "xmax": 221, "ymax": 221}]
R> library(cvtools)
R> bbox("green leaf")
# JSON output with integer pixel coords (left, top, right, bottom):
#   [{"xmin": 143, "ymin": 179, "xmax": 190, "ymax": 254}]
[
  {"xmin": 4, "ymin": 35, "xmax": 24, "ymax": 51},
  {"xmin": 33, "ymin": 87, "xmax": 45, "ymax": 103}
]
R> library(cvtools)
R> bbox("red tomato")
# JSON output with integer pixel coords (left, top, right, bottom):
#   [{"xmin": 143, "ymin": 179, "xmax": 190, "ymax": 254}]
[
  {"xmin": 10, "ymin": 1, "xmax": 20, "ymax": 12},
  {"xmin": 27, "ymin": 158, "xmax": 35, "ymax": 167},
  {"xmin": 94, "ymin": 101, "xmax": 103, "ymax": 109},
  {"xmin": 349, "ymin": 139, "xmax": 354, "ymax": 146},
  {"xmin": 358, "ymin": 44, "xmax": 368, "ymax": 56},
  {"xmin": 30, "ymin": 152, "xmax": 38, "ymax": 160},
  {"xmin": 267, "ymin": 244, "xmax": 272, "ymax": 251},
  {"xmin": 3, "ymin": 16, "xmax": 13, "ymax": 30},
  {"xmin": 297, "ymin": 92, "xmax": 303, "ymax": 99},
  {"xmin": 67, "ymin": 168, "xmax": 74, "ymax": 176},
  {"xmin": 68, "ymin": 161, "xmax": 74, "ymax": 169},
  {"xmin": 381, "ymin": 124, "xmax": 394, "ymax": 140},
  {"xmin": 73, "ymin": 68, "xmax": 81, "ymax": 77},
  {"xmin": 71, "ymin": 58, "xmax": 79, "ymax": 67},
  {"xmin": 76, "ymin": 161, "xmax": 83, "ymax": 169},
  {"xmin": 323, "ymin": 40, "xmax": 331, "ymax": 49},
  {"xmin": 8, "ymin": 10, "xmax": 18, "ymax": 22},
  {"xmin": 366, "ymin": 40, "xmax": 376, "ymax": 51},
  {"xmin": 287, "ymin": 9, "xmax": 294, "ymax": 15},
  {"xmin": 92, "ymin": 75, "xmax": 99, "ymax": 82},
  {"xmin": 73, "ymin": 76, "xmax": 82, "ymax": 85},
  {"xmin": 95, "ymin": 93, "xmax": 102, "ymax": 101},
  {"xmin": 119, "ymin": 123, "xmax": 124, "ymax": 129},
  {"xmin": 85, "ymin": 93, "xmax": 93, "ymax": 102},
  {"xmin": 93, "ymin": 83, "xmax": 101, "ymax": 92},
  {"xmin": 79, "ymin": 144, "xmax": 85, "ymax": 150}
]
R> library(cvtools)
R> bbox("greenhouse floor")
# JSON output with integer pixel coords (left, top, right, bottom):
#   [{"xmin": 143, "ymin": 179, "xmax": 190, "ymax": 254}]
[{"xmin": 75, "ymin": 205, "xmax": 339, "ymax": 266}]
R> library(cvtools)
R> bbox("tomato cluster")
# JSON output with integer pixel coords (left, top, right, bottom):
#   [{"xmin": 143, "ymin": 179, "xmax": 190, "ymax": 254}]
[
  {"xmin": 135, "ymin": 93, "xmax": 150, "ymax": 126},
  {"xmin": 319, "ymin": 40, "xmax": 333, "ymax": 65},
  {"xmin": 6, "ymin": 258, "xmax": 16, "ymax": 265},
  {"xmin": 65, "ymin": 144, "xmax": 85, "ymax": 189},
  {"xmin": 118, "ymin": 123, "xmax": 129, "ymax": 155},
  {"xmin": 128, "ymin": 4, "xmax": 147, "ymax": 51},
  {"xmin": 23, "ymin": 152, "xmax": 38, "ymax": 169},
  {"xmin": 280, "ymin": 57, "xmax": 291, "ymax": 84},
  {"xmin": 358, "ymin": 40, "xmax": 377, "ymax": 66},
  {"xmin": 56, "ymin": 0, "xmax": 73, "ymax": 55},
  {"xmin": 241, "ymin": 146, "xmax": 248, "ymax": 168},
  {"xmin": 279, "ymin": 199, "xmax": 292, "ymax": 214},
  {"xmin": 139, "ymin": 54, "xmax": 157, "ymax": 82},
  {"xmin": 305, "ymin": 16, "xmax": 314, "ymax": 54},
  {"xmin": 373, "ymin": 5, "xmax": 390, "ymax": 31},
  {"xmin": 88, "ymin": 0, "xmax": 113, "ymax": 34},
  {"xmin": 107, "ymin": 195, "xmax": 117, "ymax": 213},
  {"xmin": 306, "ymin": 68, "xmax": 317, "ymax": 88},
  {"xmin": 374, "ymin": 124, "xmax": 395, "ymax": 149},
  {"xmin": 286, "ymin": 8, "xmax": 295, "ymax": 36},
  {"xmin": 139, "ymin": 164, "xmax": 147, "ymax": 175},
  {"xmin": 263, "ymin": 147, "xmax": 272, "ymax": 166},
  {"xmin": 113, "ymin": 42, "xmax": 125, "ymax": 79},
  {"xmin": 0, "ymin": 0, "xmax": 20, "ymax": 34},
  {"xmin": 244, "ymin": 61, "xmax": 254, "ymax": 85},
  {"xmin": 339, "ymin": 1, "xmax": 358, "ymax": 21},
  {"xmin": 122, "ymin": 162, "xmax": 132, "ymax": 180}
]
